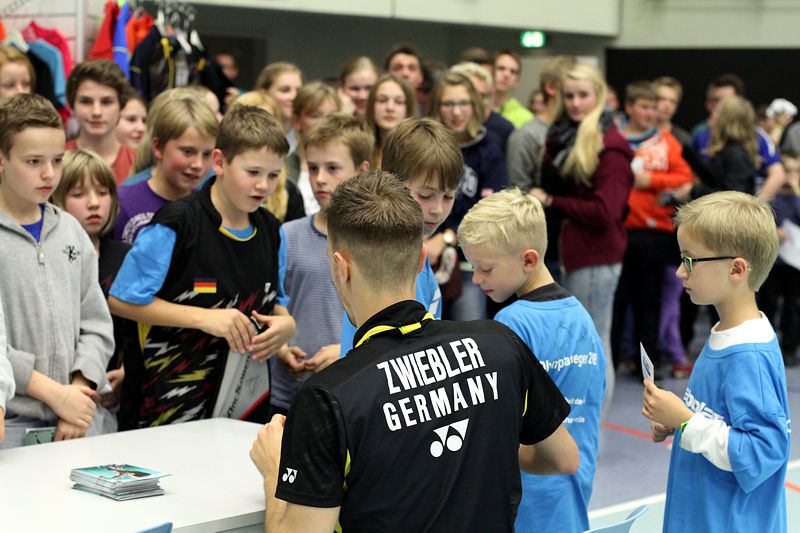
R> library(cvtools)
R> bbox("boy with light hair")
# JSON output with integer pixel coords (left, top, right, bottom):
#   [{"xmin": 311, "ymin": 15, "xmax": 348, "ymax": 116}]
[
  {"xmin": 459, "ymin": 188, "xmax": 606, "ymax": 533},
  {"xmin": 643, "ymin": 190, "xmax": 789, "ymax": 533}
]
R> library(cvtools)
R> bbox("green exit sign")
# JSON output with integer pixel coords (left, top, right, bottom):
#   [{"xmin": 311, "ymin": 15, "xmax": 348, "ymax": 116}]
[{"xmin": 520, "ymin": 31, "xmax": 546, "ymax": 48}]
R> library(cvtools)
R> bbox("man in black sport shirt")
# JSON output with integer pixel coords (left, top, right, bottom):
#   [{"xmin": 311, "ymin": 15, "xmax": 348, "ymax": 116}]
[{"xmin": 250, "ymin": 170, "xmax": 578, "ymax": 532}]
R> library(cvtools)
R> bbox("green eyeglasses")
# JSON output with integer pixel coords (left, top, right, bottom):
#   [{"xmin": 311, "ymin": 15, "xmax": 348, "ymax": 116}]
[{"xmin": 680, "ymin": 254, "xmax": 736, "ymax": 272}]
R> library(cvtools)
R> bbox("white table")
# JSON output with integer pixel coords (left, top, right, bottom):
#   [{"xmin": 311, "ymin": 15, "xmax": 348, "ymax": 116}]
[{"xmin": 0, "ymin": 418, "xmax": 266, "ymax": 533}]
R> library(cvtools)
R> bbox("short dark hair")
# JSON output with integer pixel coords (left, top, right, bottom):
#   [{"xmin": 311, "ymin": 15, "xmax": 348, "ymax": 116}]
[
  {"xmin": 459, "ymin": 47, "xmax": 493, "ymax": 67},
  {"xmin": 709, "ymin": 73, "xmax": 745, "ymax": 98},
  {"xmin": 384, "ymin": 43, "xmax": 423, "ymax": 71},
  {"xmin": 624, "ymin": 80, "xmax": 659, "ymax": 104},
  {"xmin": 216, "ymin": 105, "xmax": 289, "ymax": 162},
  {"xmin": 325, "ymin": 170, "xmax": 423, "ymax": 290},
  {"xmin": 66, "ymin": 59, "xmax": 129, "ymax": 109},
  {"xmin": 0, "ymin": 93, "xmax": 63, "ymax": 156},
  {"xmin": 382, "ymin": 117, "xmax": 463, "ymax": 191}
]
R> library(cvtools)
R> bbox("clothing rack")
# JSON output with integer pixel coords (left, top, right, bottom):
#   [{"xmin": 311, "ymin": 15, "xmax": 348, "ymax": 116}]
[{"xmin": 0, "ymin": 0, "xmax": 86, "ymax": 61}]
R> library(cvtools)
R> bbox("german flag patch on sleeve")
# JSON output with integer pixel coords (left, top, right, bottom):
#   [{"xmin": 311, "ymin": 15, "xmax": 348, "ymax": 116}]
[{"xmin": 193, "ymin": 278, "xmax": 217, "ymax": 294}]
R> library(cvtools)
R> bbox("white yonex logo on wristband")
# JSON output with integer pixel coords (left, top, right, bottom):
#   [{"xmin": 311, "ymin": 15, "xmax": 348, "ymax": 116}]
[
  {"xmin": 430, "ymin": 418, "xmax": 469, "ymax": 457},
  {"xmin": 282, "ymin": 468, "xmax": 298, "ymax": 483}
]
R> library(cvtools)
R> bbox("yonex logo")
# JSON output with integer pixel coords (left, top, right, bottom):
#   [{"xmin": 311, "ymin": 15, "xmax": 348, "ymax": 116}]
[
  {"xmin": 282, "ymin": 468, "xmax": 297, "ymax": 483},
  {"xmin": 430, "ymin": 418, "xmax": 469, "ymax": 457}
]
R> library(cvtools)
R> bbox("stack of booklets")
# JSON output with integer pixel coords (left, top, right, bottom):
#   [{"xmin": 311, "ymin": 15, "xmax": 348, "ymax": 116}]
[{"xmin": 70, "ymin": 464, "xmax": 171, "ymax": 501}]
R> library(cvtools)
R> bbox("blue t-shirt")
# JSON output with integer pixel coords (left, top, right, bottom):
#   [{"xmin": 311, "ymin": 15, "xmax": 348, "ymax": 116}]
[
  {"xmin": 110, "ymin": 223, "xmax": 287, "ymax": 307},
  {"xmin": 20, "ymin": 204, "xmax": 46, "ymax": 242},
  {"xmin": 495, "ymin": 283, "xmax": 606, "ymax": 533},
  {"xmin": 663, "ymin": 335, "xmax": 790, "ymax": 533},
  {"xmin": 339, "ymin": 257, "xmax": 441, "ymax": 356}
]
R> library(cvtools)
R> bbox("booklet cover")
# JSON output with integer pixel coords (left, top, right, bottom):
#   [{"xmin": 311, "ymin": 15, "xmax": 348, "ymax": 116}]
[
  {"xmin": 70, "ymin": 464, "xmax": 170, "ymax": 500},
  {"xmin": 71, "ymin": 464, "xmax": 170, "ymax": 486}
]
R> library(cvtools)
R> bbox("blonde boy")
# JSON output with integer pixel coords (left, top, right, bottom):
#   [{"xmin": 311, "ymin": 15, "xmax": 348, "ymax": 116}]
[
  {"xmin": 642, "ymin": 191, "xmax": 789, "ymax": 533},
  {"xmin": 459, "ymin": 188, "xmax": 605, "ymax": 533},
  {"xmin": 109, "ymin": 105, "xmax": 296, "ymax": 426},
  {"xmin": 271, "ymin": 113, "xmax": 372, "ymax": 414},
  {"xmin": 113, "ymin": 89, "xmax": 218, "ymax": 244},
  {"xmin": 0, "ymin": 93, "xmax": 114, "ymax": 447}
]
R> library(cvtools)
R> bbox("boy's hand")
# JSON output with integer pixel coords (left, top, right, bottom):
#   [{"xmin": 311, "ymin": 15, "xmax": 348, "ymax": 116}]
[
  {"xmin": 642, "ymin": 379, "xmax": 694, "ymax": 429},
  {"xmin": 55, "ymin": 418, "xmax": 88, "ymax": 441},
  {"xmin": 51, "ymin": 383, "xmax": 96, "ymax": 428},
  {"xmin": 304, "ymin": 344, "xmax": 340, "ymax": 374},
  {"xmin": 248, "ymin": 312, "xmax": 297, "ymax": 361},
  {"xmin": 99, "ymin": 367, "xmax": 125, "ymax": 409},
  {"xmin": 651, "ymin": 421, "xmax": 675, "ymax": 443},
  {"xmin": 199, "ymin": 308, "xmax": 255, "ymax": 353},
  {"xmin": 276, "ymin": 345, "xmax": 307, "ymax": 375}
]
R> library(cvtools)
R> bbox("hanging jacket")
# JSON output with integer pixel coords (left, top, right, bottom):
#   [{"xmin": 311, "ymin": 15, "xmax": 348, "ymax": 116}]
[{"xmin": 89, "ymin": 0, "xmax": 118, "ymax": 60}]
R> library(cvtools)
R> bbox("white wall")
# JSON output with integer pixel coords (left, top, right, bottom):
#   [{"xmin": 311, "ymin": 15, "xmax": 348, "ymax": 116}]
[
  {"xmin": 614, "ymin": 0, "xmax": 800, "ymax": 48},
  {"xmin": 191, "ymin": 0, "xmax": 620, "ymax": 35}
]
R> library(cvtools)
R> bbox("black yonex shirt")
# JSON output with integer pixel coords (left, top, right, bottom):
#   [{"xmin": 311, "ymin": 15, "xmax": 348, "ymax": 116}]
[
  {"xmin": 134, "ymin": 178, "xmax": 281, "ymax": 426},
  {"xmin": 276, "ymin": 300, "xmax": 570, "ymax": 532}
]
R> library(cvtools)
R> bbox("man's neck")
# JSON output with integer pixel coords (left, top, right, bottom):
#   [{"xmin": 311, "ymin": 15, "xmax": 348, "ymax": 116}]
[
  {"xmin": 494, "ymin": 90, "xmax": 511, "ymax": 109},
  {"xmin": 351, "ymin": 288, "xmax": 416, "ymax": 330}
]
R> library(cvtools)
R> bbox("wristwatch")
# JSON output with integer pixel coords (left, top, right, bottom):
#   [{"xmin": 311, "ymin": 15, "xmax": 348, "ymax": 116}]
[{"xmin": 442, "ymin": 230, "xmax": 456, "ymax": 247}]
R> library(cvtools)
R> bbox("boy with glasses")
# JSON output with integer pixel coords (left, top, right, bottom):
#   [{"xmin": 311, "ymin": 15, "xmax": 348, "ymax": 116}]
[{"xmin": 642, "ymin": 190, "xmax": 790, "ymax": 533}]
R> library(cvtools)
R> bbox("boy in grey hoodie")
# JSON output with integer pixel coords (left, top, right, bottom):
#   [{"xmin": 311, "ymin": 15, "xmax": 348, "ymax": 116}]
[
  {"xmin": 0, "ymin": 93, "xmax": 114, "ymax": 448},
  {"xmin": 0, "ymin": 298, "xmax": 15, "ymax": 443}
]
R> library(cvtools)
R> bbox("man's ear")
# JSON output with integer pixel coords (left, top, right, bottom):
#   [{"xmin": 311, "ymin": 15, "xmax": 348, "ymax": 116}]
[
  {"xmin": 521, "ymin": 248, "xmax": 541, "ymax": 272},
  {"xmin": 212, "ymin": 148, "xmax": 225, "ymax": 177},
  {"xmin": 333, "ymin": 250, "xmax": 352, "ymax": 283},
  {"xmin": 419, "ymin": 242, "xmax": 428, "ymax": 274},
  {"xmin": 357, "ymin": 160, "xmax": 371, "ymax": 174}
]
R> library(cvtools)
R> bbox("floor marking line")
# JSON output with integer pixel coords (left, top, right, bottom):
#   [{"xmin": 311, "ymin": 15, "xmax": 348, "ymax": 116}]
[{"xmin": 602, "ymin": 421, "xmax": 672, "ymax": 446}]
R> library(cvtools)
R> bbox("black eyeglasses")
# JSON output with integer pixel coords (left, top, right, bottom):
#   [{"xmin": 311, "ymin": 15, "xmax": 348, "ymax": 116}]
[{"xmin": 680, "ymin": 254, "xmax": 736, "ymax": 273}]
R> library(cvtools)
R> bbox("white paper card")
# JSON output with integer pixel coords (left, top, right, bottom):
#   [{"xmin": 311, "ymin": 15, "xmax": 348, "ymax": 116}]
[{"xmin": 640, "ymin": 342, "xmax": 655, "ymax": 382}]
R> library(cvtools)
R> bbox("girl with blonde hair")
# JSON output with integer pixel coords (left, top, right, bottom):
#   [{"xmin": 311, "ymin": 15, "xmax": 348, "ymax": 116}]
[{"xmin": 530, "ymin": 63, "xmax": 634, "ymax": 412}]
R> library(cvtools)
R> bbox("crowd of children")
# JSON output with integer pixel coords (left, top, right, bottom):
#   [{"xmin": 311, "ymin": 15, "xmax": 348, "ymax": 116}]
[{"xmin": 0, "ymin": 39, "xmax": 794, "ymax": 532}]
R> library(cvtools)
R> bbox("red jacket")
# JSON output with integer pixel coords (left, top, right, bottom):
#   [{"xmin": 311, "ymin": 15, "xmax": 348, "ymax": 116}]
[
  {"xmin": 624, "ymin": 128, "xmax": 692, "ymax": 233},
  {"xmin": 550, "ymin": 126, "xmax": 634, "ymax": 272}
]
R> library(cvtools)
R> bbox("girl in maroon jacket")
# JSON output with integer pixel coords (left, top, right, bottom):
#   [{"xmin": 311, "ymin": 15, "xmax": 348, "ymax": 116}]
[{"xmin": 530, "ymin": 63, "xmax": 634, "ymax": 415}]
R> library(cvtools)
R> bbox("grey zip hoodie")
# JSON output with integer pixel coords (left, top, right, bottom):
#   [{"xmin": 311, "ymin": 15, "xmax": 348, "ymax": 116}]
[
  {"xmin": 0, "ymin": 203, "xmax": 114, "ymax": 422},
  {"xmin": 0, "ymin": 299, "xmax": 13, "ymax": 411}
]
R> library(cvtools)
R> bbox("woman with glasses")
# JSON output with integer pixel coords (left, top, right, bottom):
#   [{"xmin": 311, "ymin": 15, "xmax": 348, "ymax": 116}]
[
  {"xmin": 365, "ymin": 73, "xmax": 418, "ymax": 167},
  {"xmin": 428, "ymin": 71, "xmax": 509, "ymax": 321},
  {"xmin": 529, "ymin": 64, "xmax": 634, "ymax": 414}
]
